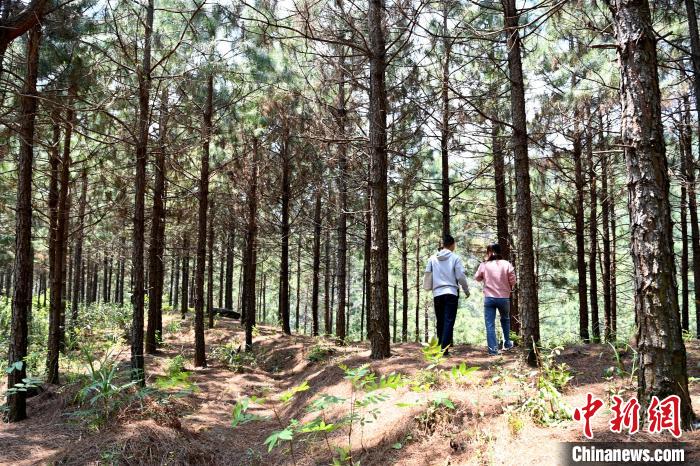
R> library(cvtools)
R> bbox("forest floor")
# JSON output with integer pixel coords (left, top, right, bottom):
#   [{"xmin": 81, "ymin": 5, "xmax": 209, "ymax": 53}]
[{"xmin": 2, "ymin": 311, "xmax": 700, "ymax": 466}]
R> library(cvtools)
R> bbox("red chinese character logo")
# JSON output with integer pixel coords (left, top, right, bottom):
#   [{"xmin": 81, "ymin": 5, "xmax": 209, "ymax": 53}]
[
  {"xmin": 574, "ymin": 393, "xmax": 604, "ymax": 439},
  {"xmin": 647, "ymin": 395, "xmax": 681, "ymax": 438},
  {"xmin": 609, "ymin": 395, "xmax": 640, "ymax": 434}
]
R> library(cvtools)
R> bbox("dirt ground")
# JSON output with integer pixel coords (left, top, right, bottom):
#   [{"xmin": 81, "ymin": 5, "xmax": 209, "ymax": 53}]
[{"xmin": 2, "ymin": 314, "xmax": 699, "ymax": 465}]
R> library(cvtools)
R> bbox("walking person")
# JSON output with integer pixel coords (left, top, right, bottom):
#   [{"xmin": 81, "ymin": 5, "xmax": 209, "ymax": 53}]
[
  {"xmin": 422, "ymin": 234, "xmax": 470, "ymax": 354},
  {"xmin": 474, "ymin": 243, "xmax": 516, "ymax": 355}
]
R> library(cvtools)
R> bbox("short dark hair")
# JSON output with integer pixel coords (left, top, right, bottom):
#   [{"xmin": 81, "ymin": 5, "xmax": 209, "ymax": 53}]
[
  {"xmin": 443, "ymin": 234, "xmax": 455, "ymax": 248},
  {"xmin": 487, "ymin": 243, "xmax": 502, "ymax": 260}
]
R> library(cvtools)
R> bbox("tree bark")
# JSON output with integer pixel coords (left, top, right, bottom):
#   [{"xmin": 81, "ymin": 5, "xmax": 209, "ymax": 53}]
[
  {"xmin": 682, "ymin": 98, "xmax": 700, "ymax": 338},
  {"xmin": 207, "ymin": 199, "xmax": 215, "ymax": 329},
  {"xmin": 400, "ymin": 194, "xmax": 408, "ymax": 342},
  {"xmin": 193, "ymin": 74, "xmax": 213, "ymax": 368},
  {"xmin": 368, "ymin": 0, "xmax": 390, "ymax": 358},
  {"xmin": 311, "ymin": 188, "xmax": 322, "ymax": 336},
  {"xmin": 335, "ymin": 44, "xmax": 348, "ymax": 341},
  {"xmin": 278, "ymin": 128, "xmax": 292, "ymax": 334},
  {"xmin": 601, "ymin": 115, "xmax": 615, "ymax": 339},
  {"xmin": 680, "ymin": 128, "xmax": 690, "ymax": 332},
  {"xmin": 492, "ymin": 120, "xmax": 517, "ymax": 332},
  {"xmin": 295, "ymin": 234, "xmax": 301, "ymax": 333},
  {"xmin": 502, "ymin": 0, "xmax": 539, "ymax": 365},
  {"xmin": 130, "ymin": 0, "xmax": 153, "ymax": 385},
  {"xmin": 440, "ymin": 4, "xmax": 451, "ymax": 238},
  {"xmin": 181, "ymin": 233, "xmax": 190, "ymax": 319},
  {"xmin": 225, "ymin": 226, "xmax": 234, "ymax": 309},
  {"xmin": 47, "ymin": 82, "xmax": 75, "ymax": 381},
  {"xmin": 607, "ymin": 0, "xmax": 694, "ymax": 428},
  {"xmin": 146, "ymin": 88, "xmax": 168, "ymax": 354},
  {"xmin": 243, "ymin": 138, "xmax": 260, "ymax": 351},
  {"xmin": 572, "ymin": 109, "xmax": 589, "ymax": 343},
  {"xmin": 7, "ymin": 24, "xmax": 40, "ymax": 422},
  {"xmin": 415, "ymin": 217, "xmax": 421, "ymax": 342},
  {"xmin": 585, "ymin": 107, "xmax": 601, "ymax": 342}
]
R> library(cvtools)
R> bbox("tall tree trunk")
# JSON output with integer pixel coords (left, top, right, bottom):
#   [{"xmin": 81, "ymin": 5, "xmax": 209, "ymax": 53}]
[
  {"xmin": 400, "ymin": 196, "xmax": 408, "ymax": 342},
  {"xmin": 682, "ymin": 98, "xmax": 700, "ymax": 338},
  {"xmin": 225, "ymin": 226, "xmax": 234, "ymax": 309},
  {"xmin": 601, "ymin": 117, "xmax": 615, "ymax": 339},
  {"xmin": 608, "ymin": 0, "xmax": 694, "ymax": 428},
  {"xmin": 169, "ymin": 258, "xmax": 175, "ymax": 307},
  {"xmin": 295, "ymin": 234, "xmax": 301, "ymax": 333},
  {"xmin": 146, "ymin": 88, "xmax": 168, "ymax": 354},
  {"xmin": 47, "ymin": 83, "xmax": 75, "ymax": 382},
  {"xmin": 392, "ymin": 283, "xmax": 397, "ymax": 343},
  {"xmin": 8, "ymin": 24, "xmax": 40, "ymax": 422},
  {"xmin": 363, "ymin": 183, "xmax": 371, "ymax": 340},
  {"xmin": 218, "ymin": 251, "xmax": 223, "ymax": 308},
  {"xmin": 585, "ymin": 107, "xmax": 601, "ymax": 342},
  {"xmin": 415, "ymin": 217, "xmax": 421, "ymax": 342},
  {"xmin": 572, "ymin": 108, "xmax": 589, "ymax": 343},
  {"xmin": 173, "ymin": 255, "xmax": 180, "ymax": 309},
  {"xmin": 130, "ymin": 0, "xmax": 153, "ymax": 385},
  {"xmin": 679, "ymin": 119, "xmax": 690, "ymax": 332},
  {"xmin": 368, "ymin": 0, "xmax": 390, "ymax": 359},
  {"xmin": 311, "ymin": 188, "xmax": 322, "ymax": 336},
  {"xmin": 278, "ymin": 129, "xmax": 292, "ymax": 334},
  {"xmin": 207, "ymin": 199, "xmax": 215, "ymax": 329},
  {"xmin": 502, "ymin": 0, "xmax": 539, "ymax": 365},
  {"xmin": 193, "ymin": 74, "xmax": 213, "ymax": 368},
  {"xmin": 440, "ymin": 5, "xmax": 451, "ymax": 238},
  {"xmin": 335, "ymin": 43, "xmax": 348, "ymax": 341},
  {"xmin": 324, "ymin": 222, "xmax": 331, "ymax": 335},
  {"xmin": 181, "ymin": 233, "xmax": 190, "ymax": 319},
  {"xmin": 243, "ymin": 138, "xmax": 260, "ymax": 351}
]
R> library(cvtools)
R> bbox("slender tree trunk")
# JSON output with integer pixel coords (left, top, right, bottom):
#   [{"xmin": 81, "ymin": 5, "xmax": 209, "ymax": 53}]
[
  {"xmin": 130, "ymin": 0, "xmax": 153, "ymax": 385},
  {"xmin": 608, "ymin": 0, "xmax": 694, "ymax": 428},
  {"xmin": 502, "ymin": 0, "xmax": 539, "ymax": 365},
  {"xmin": 400, "ymin": 196, "xmax": 408, "ymax": 342},
  {"xmin": 146, "ymin": 88, "xmax": 169, "ymax": 354},
  {"xmin": 193, "ymin": 74, "xmax": 213, "ymax": 368},
  {"xmin": 181, "ymin": 233, "xmax": 190, "ymax": 319},
  {"xmin": 415, "ymin": 217, "xmax": 421, "ymax": 342},
  {"xmin": 243, "ymin": 138, "xmax": 260, "ymax": 351},
  {"xmin": 682, "ymin": 98, "xmax": 700, "ymax": 338},
  {"xmin": 363, "ymin": 183, "xmax": 371, "ymax": 340},
  {"xmin": 173, "ymin": 255, "xmax": 180, "ymax": 309},
  {"xmin": 207, "ymin": 200, "xmax": 215, "ymax": 330},
  {"xmin": 278, "ymin": 130, "xmax": 292, "ymax": 334},
  {"xmin": 225, "ymin": 226, "xmax": 234, "ymax": 309},
  {"xmin": 585, "ymin": 108, "xmax": 601, "ymax": 342},
  {"xmin": 47, "ymin": 111, "xmax": 60, "ymax": 368},
  {"xmin": 392, "ymin": 283, "xmax": 397, "ymax": 343},
  {"xmin": 335, "ymin": 45, "xmax": 348, "ymax": 341},
  {"xmin": 679, "ymin": 121, "xmax": 690, "ymax": 332},
  {"xmin": 47, "ymin": 83, "xmax": 75, "ymax": 381},
  {"xmin": 367, "ymin": 0, "xmax": 391, "ymax": 359},
  {"xmin": 311, "ymin": 188, "xmax": 322, "ymax": 336},
  {"xmin": 572, "ymin": 108, "xmax": 589, "ymax": 343},
  {"xmin": 324, "ymin": 223, "xmax": 331, "ymax": 335},
  {"xmin": 7, "ymin": 24, "xmax": 40, "ymax": 422},
  {"xmin": 169, "ymin": 258, "xmax": 175, "ymax": 307},
  {"xmin": 440, "ymin": 5, "xmax": 451, "ymax": 238},
  {"xmin": 218, "ymin": 250, "xmax": 223, "ymax": 309},
  {"xmin": 295, "ymin": 235, "xmax": 301, "ymax": 333},
  {"xmin": 601, "ymin": 120, "xmax": 615, "ymax": 339}
]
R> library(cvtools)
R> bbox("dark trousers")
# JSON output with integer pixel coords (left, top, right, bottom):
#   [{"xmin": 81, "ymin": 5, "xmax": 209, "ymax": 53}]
[{"xmin": 434, "ymin": 293, "xmax": 458, "ymax": 350}]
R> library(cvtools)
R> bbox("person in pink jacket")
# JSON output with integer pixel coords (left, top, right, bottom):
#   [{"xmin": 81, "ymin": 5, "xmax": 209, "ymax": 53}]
[{"xmin": 474, "ymin": 243, "xmax": 516, "ymax": 355}]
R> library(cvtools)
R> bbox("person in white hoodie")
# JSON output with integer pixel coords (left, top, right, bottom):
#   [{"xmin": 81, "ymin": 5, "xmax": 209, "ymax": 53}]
[{"xmin": 422, "ymin": 234, "xmax": 470, "ymax": 354}]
